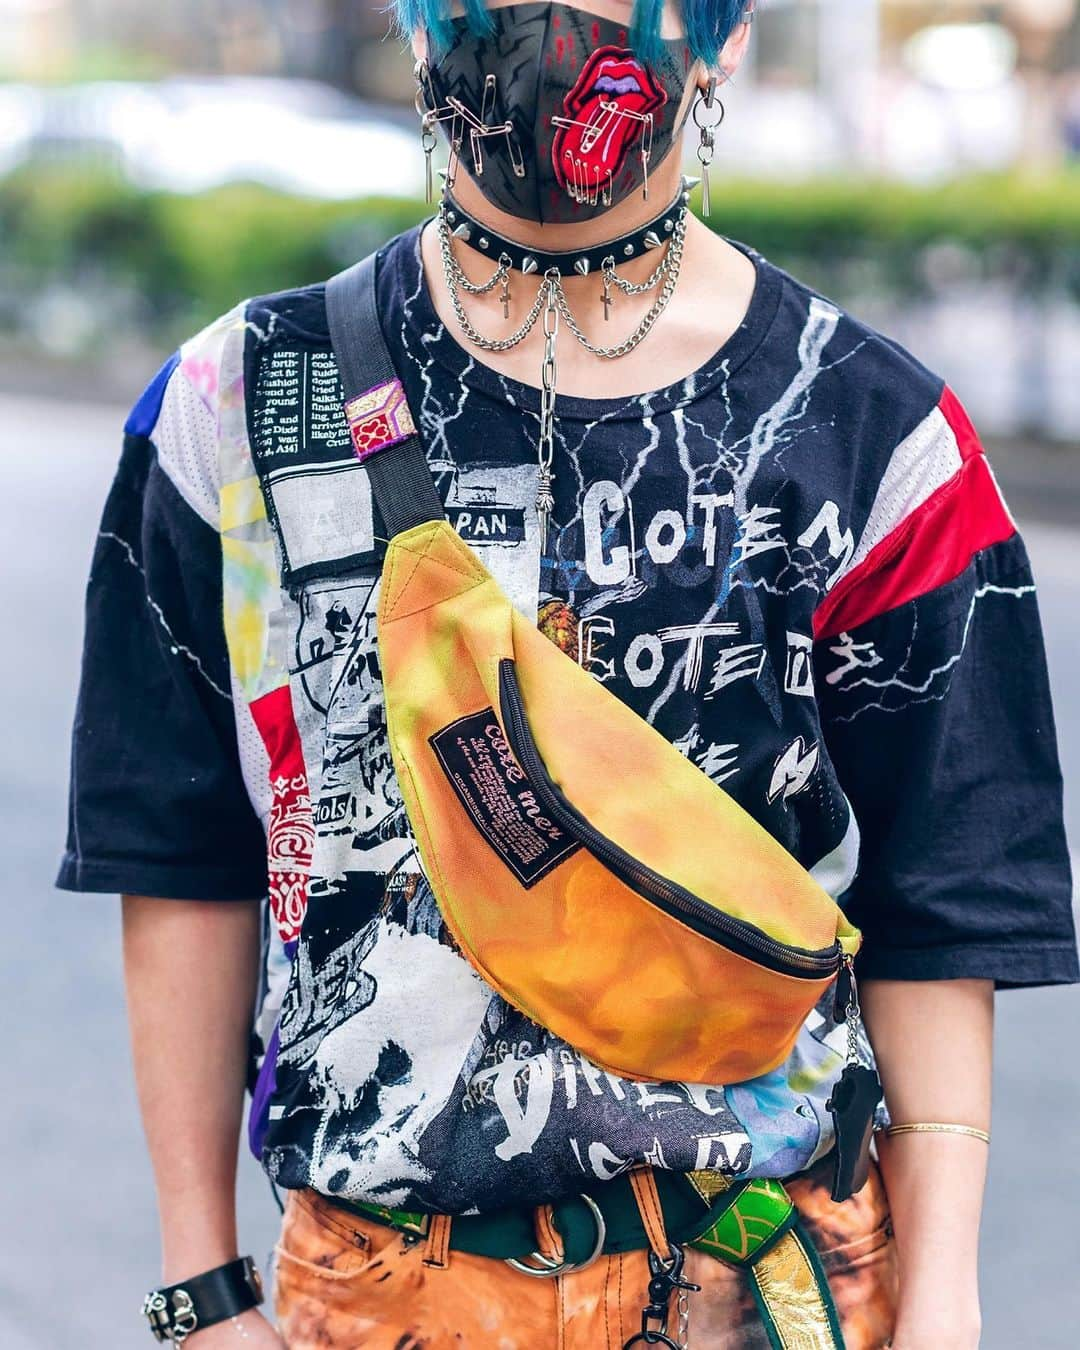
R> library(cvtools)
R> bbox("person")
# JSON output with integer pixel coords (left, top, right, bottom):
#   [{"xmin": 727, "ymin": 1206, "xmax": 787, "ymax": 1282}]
[{"xmin": 57, "ymin": 2, "xmax": 1078, "ymax": 1347}]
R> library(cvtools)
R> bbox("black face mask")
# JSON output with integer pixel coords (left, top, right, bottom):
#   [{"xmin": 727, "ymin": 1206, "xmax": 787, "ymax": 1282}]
[{"xmin": 421, "ymin": 2, "xmax": 695, "ymax": 225}]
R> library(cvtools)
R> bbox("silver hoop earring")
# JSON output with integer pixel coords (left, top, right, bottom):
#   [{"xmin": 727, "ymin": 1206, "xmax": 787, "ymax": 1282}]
[{"xmin": 692, "ymin": 77, "xmax": 725, "ymax": 216}]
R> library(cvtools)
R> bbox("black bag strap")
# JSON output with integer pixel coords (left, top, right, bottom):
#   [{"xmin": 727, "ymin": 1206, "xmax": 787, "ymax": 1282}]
[{"xmin": 325, "ymin": 252, "xmax": 444, "ymax": 538}]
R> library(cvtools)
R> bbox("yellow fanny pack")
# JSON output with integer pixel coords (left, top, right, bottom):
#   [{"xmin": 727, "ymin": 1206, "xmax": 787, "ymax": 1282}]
[{"xmin": 325, "ymin": 255, "xmax": 861, "ymax": 1088}]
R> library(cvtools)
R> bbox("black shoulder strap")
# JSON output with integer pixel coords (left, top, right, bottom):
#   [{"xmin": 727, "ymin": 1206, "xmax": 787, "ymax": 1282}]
[{"xmin": 325, "ymin": 252, "xmax": 444, "ymax": 538}]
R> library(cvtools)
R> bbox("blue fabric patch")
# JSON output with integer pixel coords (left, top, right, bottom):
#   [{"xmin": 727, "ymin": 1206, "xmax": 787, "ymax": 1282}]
[
  {"xmin": 124, "ymin": 350, "xmax": 181, "ymax": 438},
  {"xmin": 248, "ymin": 1021, "xmax": 280, "ymax": 1161}
]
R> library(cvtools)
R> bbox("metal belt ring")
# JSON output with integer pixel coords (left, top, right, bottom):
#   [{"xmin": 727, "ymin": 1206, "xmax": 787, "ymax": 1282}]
[{"xmin": 505, "ymin": 1193, "xmax": 607, "ymax": 1278}]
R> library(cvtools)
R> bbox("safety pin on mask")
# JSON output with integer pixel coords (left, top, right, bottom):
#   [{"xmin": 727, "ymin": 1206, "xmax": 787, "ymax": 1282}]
[
  {"xmin": 561, "ymin": 152, "xmax": 614, "ymax": 208},
  {"xmin": 550, "ymin": 103, "xmax": 654, "ymax": 203},
  {"xmin": 415, "ymin": 58, "xmax": 465, "ymax": 201},
  {"xmin": 446, "ymin": 74, "xmax": 527, "ymax": 182}
]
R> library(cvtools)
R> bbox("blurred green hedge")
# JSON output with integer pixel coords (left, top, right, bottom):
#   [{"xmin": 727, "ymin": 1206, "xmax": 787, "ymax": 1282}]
[{"xmin": 2, "ymin": 163, "xmax": 1078, "ymax": 347}]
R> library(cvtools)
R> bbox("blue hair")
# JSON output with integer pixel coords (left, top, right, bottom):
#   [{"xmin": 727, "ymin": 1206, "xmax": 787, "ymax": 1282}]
[
  {"xmin": 393, "ymin": 0, "xmax": 749, "ymax": 67},
  {"xmin": 395, "ymin": 0, "xmax": 493, "ymax": 57}
]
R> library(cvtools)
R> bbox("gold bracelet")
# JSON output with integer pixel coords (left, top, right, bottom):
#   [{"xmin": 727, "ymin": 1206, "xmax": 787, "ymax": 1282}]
[{"xmin": 885, "ymin": 1122, "xmax": 990, "ymax": 1144}]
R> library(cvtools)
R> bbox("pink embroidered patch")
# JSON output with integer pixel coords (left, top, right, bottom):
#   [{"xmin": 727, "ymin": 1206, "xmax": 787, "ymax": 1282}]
[{"xmin": 344, "ymin": 379, "xmax": 417, "ymax": 463}]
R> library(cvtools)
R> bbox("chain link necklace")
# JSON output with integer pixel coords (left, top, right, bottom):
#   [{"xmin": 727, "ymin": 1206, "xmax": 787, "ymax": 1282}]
[{"xmin": 435, "ymin": 182, "xmax": 691, "ymax": 547}]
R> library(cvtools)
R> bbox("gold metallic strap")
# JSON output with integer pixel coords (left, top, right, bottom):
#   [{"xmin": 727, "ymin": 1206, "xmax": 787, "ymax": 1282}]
[
  {"xmin": 750, "ymin": 1224, "xmax": 845, "ymax": 1350},
  {"xmin": 885, "ymin": 1122, "xmax": 990, "ymax": 1145},
  {"xmin": 690, "ymin": 1172, "xmax": 843, "ymax": 1348}
]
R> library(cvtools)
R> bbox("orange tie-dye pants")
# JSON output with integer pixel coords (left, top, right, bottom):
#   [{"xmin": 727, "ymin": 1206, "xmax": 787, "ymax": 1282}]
[{"xmin": 273, "ymin": 1158, "xmax": 897, "ymax": 1349}]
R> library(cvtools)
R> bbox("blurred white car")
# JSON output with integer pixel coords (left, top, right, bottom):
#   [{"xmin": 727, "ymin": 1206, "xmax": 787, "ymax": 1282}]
[{"xmin": 0, "ymin": 76, "xmax": 425, "ymax": 199}]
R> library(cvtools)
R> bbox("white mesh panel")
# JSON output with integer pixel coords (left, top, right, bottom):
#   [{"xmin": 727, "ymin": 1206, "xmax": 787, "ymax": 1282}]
[
  {"xmin": 231, "ymin": 668, "xmax": 272, "ymax": 830},
  {"xmin": 154, "ymin": 365, "xmax": 221, "ymax": 528},
  {"xmin": 845, "ymin": 405, "xmax": 962, "ymax": 577},
  {"xmin": 152, "ymin": 303, "xmax": 247, "ymax": 528}
]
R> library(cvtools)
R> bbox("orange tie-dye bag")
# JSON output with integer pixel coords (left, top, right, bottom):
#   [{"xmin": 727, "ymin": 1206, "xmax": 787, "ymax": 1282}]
[{"xmin": 326, "ymin": 256, "xmax": 861, "ymax": 1088}]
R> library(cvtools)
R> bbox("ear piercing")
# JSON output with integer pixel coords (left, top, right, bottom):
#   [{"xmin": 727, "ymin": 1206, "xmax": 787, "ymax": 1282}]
[{"xmin": 693, "ymin": 76, "xmax": 725, "ymax": 216}]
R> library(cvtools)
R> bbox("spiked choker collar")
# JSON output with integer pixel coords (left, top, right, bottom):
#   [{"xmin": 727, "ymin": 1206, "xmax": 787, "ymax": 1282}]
[{"xmin": 439, "ymin": 178, "xmax": 693, "ymax": 277}]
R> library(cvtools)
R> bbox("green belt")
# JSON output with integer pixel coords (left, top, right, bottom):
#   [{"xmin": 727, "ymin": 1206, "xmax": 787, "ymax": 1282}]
[
  {"xmin": 337, "ymin": 1169, "xmax": 794, "ymax": 1269},
  {"xmin": 331, "ymin": 1171, "xmax": 845, "ymax": 1349}
]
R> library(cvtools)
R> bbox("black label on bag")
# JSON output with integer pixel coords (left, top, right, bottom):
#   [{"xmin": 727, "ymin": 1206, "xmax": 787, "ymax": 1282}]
[{"xmin": 429, "ymin": 708, "xmax": 580, "ymax": 888}]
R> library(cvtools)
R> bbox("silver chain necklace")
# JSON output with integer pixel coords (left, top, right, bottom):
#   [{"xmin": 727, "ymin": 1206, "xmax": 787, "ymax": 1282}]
[
  {"xmin": 435, "ymin": 190, "xmax": 689, "ymax": 547},
  {"xmin": 555, "ymin": 222, "xmax": 685, "ymax": 361}
]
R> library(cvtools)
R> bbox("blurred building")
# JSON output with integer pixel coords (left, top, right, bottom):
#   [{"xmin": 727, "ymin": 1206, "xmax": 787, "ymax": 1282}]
[
  {"xmin": 1, "ymin": 1, "xmax": 1077, "ymax": 437},
  {"xmin": 1, "ymin": 0, "xmax": 413, "ymax": 99},
  {"xmin": 726, "ymin": 0, "xmax": 1080, "ymax": 175},
  {"xmin": 1, "ymin": 1, "xmax": 1075, "ymax": 174}
]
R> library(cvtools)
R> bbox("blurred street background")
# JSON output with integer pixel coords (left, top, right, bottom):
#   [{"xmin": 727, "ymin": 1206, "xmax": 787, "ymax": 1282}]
[{"xmin": 1, "ymin": 1, "xmax": 1078, "ymax": 1347}]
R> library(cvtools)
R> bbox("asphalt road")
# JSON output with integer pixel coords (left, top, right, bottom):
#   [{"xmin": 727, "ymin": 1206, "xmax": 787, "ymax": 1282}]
[{"xmin": 1, "ymin": 391, "xmax": 1077, "ymax": 1350}]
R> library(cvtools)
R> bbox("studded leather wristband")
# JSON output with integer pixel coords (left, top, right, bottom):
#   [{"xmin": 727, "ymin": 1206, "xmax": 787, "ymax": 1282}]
[{"xmin": 141, "ymin": 1255, "xmax": 264, "ymax": 1343}]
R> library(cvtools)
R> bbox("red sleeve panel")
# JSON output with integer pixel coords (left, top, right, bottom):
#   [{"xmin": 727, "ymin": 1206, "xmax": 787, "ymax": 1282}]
[{"xmin": 813, "ymin": 387, "xmax": 1016, "ymax": 642}]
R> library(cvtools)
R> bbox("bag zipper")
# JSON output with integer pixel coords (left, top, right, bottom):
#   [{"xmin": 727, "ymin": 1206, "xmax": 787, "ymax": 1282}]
[{"xmin": 498, "ymin": 659, "xmax": 840, "ymax": 981}]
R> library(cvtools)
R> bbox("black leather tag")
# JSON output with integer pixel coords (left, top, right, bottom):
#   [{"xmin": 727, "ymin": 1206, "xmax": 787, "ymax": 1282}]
[{"xmin": 429, "ymin": 708, "xmax": 580, "ymax": 887}]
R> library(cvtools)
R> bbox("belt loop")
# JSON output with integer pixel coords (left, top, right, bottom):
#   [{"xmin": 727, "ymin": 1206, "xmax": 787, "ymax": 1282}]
[
  {"xmin": 628, "ymin": 1165, "xmax": 670, "ymax": 1262},
  {"xmin": 534, "ymin": 1204, "xmax": 566, "ymax": 1264},
  {"xmin": 422, "ymin": 1213, "xmax": 453, "ymax": 1269}
]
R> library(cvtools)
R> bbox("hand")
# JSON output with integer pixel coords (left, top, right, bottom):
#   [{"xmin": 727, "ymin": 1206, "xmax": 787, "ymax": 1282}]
[{"xmin": 186, "ymin": 1307, "xmax": 285, "ymax": 1347}]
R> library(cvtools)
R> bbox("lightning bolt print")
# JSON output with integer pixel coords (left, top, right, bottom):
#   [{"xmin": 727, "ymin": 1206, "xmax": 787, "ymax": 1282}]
[{"xmin": 826, "ymin": 581, "xmax": 1038, "ymax": 723}]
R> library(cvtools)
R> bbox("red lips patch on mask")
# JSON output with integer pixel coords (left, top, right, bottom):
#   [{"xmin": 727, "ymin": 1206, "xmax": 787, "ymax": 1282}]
[{"xmin": 552, "ymin": 46, "xmax": 668, "ymax": 200}]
